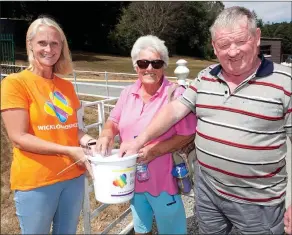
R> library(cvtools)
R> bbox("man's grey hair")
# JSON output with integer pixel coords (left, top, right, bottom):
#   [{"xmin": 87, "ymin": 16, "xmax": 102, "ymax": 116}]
[
  {"xmin": 209, "ymin": 6, "xmax": 257, "ymax": 40},
  {"xmin": 131, "ymin": 35, "xmax": 169, "ymax": 69}
]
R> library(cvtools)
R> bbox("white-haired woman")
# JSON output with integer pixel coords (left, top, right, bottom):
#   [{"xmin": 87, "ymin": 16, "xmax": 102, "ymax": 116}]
[
  {"xmin": 1, "ymin": 16, "xmax": 97, "ymax": 234},
  {"xmin": 96, "ymin": 35, "xmax": 197, "ymax": 234}
]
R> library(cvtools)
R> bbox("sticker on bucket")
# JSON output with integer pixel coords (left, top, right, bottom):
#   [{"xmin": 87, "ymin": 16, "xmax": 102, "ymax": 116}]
[
  {"xmin": 89, "ymin": 150, "xmax": 138, "ymax": 204},
  {"xmin": 111, "ymin": 165, "xmax": 135, "ymax": 197}
]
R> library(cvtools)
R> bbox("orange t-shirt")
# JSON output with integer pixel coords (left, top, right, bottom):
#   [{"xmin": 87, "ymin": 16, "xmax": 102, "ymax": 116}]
[{"xmin": 1, "ymin": 69, "xmax": 85, "ymax": 190}]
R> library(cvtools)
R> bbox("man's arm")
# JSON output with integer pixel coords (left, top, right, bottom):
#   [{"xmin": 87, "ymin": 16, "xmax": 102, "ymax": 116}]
[
  {"xmin": 119, "ymin": 99, "xmax": 191, "ymax": 156},
  {"xmin": 137, "ymin": 134, "xmax": 195, "ymax": 164}
]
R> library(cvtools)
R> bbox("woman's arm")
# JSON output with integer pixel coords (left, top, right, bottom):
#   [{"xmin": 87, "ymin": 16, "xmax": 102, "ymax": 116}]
[
  {"xmin": 2, "ymin": 109, "xmax": 73, "ymax": 155},
  {"xmin": 137, "ymin": 134, "xmax": 195, "ymax": 164},
  {"xmin": 1, "ymin": 108, "xmax": 94, "ymax": 176},
  {"xmin": 95, "ymin": 119, "xmax": 119, "ymax": 156}
]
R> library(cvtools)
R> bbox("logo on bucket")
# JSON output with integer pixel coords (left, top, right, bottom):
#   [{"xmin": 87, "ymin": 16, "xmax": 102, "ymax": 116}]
[{"xmin": 113, "ymin": 174, "xmax": 127, "ymax": 188}]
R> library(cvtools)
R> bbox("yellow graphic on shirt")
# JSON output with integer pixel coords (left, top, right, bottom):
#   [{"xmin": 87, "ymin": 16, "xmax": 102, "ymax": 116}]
[{"xmin": 44, "ymin": 91, "xmax": 73, "ymax": 123}]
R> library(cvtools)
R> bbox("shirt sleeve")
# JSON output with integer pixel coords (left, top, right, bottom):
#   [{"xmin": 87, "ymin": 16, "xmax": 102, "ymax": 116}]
[
  {"xmin": 284, "ymin": 80, "xmax": 292, "ymax": 137},
  {"xmin": 108, "ymin": 88, "xmax": 127, "ymax": 124},
  {"xmin": 172, "ymin": 85, "xmax": 197, "ymax": 135},
  {"xmin": 178, "ymin": 77, "xmax": 200, "ymax": 113},
  {"xmin": 1, "ymin": 74, "xmax": 29, "ymax": 111}
]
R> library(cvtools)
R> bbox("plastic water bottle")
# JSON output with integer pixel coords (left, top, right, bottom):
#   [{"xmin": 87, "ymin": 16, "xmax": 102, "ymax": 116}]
[
  {"xmin": 171, "ymin": 163, "xmax": 192, "ymax": 194},
  {"xmin": 133, "ymin": 135, "xmax": 150, "ymax": 182},
  {"xmin": 136, "ymin": 163, "xmax": 150, "ymax": 182}
]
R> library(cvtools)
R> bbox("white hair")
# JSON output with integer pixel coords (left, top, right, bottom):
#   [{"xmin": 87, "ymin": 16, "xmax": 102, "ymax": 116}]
[
  {"xmin": 131, "ymin": 35, "xmax": 169, "ymax": 69},
  {"xmin": 209, "ymin": 6, "xmax": 257, "ymax": 40}
]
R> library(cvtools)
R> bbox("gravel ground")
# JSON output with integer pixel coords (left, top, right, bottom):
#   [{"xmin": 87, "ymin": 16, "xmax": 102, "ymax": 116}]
[
  {"xmin": 107, "ymin": 192, "xmax": 199, "ymax": 235},
  {"xmin": 108, "ymin": 189, "xmax": 240, "ymax": 235}
]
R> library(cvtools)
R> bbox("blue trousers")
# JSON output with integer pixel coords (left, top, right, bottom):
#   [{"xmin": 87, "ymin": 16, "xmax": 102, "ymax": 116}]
[
  {"xmin": 14, "ymin": 174, "xmax": 85, "ymax": 234},
  {"xmin": 130, "ymin": 191, "xmax": 187, "ymax": 234}
]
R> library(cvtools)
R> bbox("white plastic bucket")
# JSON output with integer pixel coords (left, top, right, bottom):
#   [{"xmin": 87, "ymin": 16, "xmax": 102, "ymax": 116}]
[{"xmin": 88, "ymin": 149, "xmax": 138, "ymax": 204}]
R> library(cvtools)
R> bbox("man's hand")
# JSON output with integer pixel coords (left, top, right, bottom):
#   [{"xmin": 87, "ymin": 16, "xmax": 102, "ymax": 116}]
[
  {"xmin": 119, "ymin": 139, "xmax": 143, "ymax": 157},
  {"xmin": 284, "ymin": 205, "xmax": 292, "ymax": 234}
]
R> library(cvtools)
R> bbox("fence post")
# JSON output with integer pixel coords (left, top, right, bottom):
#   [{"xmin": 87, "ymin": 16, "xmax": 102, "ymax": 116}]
[
  {"xmin": 104, "ymin": 71, "xmax": 110, "ymax": 113},
  {"xmin": 82, "ymin": 177, "xmax": 91, "ymax": 234},
  {"xmin": 77, "ymin": 102, "xmax": 86, "ymax": 132},
  {"xmin": 73, "ymin": 71, "xmax": 79, "ymax": 94},
  {"xmin": 174, "ymin": 59, "xmax": 189, "ymax": 86},
  {"xmin": 104, "ymin": 71, "xmax": 110, "ymax": 98},
  {"xmin": 97, "ymin": 102, "xmax": 105, "ymax": 134}
]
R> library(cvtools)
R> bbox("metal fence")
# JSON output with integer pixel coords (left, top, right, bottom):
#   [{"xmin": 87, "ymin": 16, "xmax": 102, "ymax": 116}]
[
  {"xmin": 78, "ymin": 99, "xmax": 134, "ymax": 234},
  {"xmin": 0, "ymin": 34, "xmax": 15, "ymax": 74}
]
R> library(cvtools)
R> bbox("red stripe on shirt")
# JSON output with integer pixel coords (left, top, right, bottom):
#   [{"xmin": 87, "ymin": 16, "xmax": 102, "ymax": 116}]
[
  {"xmin": 189, "ymin": 86, "xmax": 197, "ymax": 92},
  {"xmin": 198, "ymin": 160, "xmax": 284, "ymax": 179},
  {"xmin": 286, "ymin": 109, "xmax": 292, "ymax": 115},
  {"xmin": 201, "ymin": 77, "xmax": 218, "ymax": 82},
  {"xmin": 197, "ymin": 130, "xmax": 283, "ymax": 150},
  {"xmin": 217, "ymin": 189, "xmax": 285, "ymax": 202},
  {"xmin": 248, "ymin": 81, "xmax": 292, "ymax": 97},
  {"xmin": 196, "ymin": 104, "xmax": 283, "ymax": 121}
]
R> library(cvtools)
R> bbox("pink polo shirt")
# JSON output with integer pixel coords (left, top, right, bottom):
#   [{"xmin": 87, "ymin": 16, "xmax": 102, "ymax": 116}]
[{"xmin": 109, "ymin": 77, "xmax": 197, "ymax": 196}]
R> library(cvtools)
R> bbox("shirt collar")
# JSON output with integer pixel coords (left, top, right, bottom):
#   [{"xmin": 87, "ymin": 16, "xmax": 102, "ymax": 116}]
[
  {"xmin": 131, "ymin": 75, "xmax": 170, "ymax": 97},
  {"xmin": 210, "ymin": 54, "xmax": 274, "ymax": 78}
]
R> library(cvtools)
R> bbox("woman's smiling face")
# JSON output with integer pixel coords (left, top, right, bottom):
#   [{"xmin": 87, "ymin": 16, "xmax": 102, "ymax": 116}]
[
  {"xmin": 30, "ymin": 25, "xmax": 63, "ymax": 68},
  {"xmin": 136, "ymin": 48, "xmax": 164, "ymax": 86}
]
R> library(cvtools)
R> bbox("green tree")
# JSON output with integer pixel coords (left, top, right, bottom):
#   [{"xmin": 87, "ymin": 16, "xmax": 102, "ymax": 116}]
[
  {"xmin": 246, "ymin": 10, "xmax": 291, "ymax": 57},
  {"xmin": 108, "ymin": 2, "xmax": 184, "ymax": 55},
  {"xmin": 109, "ymin": 1, "xmax": 224, "ymax": 58}
]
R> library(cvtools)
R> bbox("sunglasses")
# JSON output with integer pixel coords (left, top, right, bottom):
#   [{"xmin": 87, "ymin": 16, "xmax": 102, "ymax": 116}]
[{"xmin": 136, "ymin": 60, "xmax": 165, "ymax": 69}]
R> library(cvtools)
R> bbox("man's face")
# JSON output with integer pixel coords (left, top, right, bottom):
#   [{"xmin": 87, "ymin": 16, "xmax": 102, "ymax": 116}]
[{"xmin": 212, "ymin": 18, "xmax": 261, "ymax": 76}]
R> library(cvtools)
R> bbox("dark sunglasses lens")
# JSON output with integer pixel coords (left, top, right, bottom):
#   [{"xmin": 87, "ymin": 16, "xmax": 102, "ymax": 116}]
[
  {"xmin": 152, "ymin": 60, "xmax": 164, "ymax": 69},
  {"xmin": 137, "ymin": 60, "xmax": 150, "ymax": 69},
  {"xmin": 137, "ymin": 60, "xmax": 164, "ymax": 69}
]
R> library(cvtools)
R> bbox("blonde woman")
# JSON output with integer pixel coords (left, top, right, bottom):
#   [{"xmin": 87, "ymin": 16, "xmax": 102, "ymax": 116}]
[{"xmin": 1, "ymin": 16, "xmax": 96, "ymax": 234}]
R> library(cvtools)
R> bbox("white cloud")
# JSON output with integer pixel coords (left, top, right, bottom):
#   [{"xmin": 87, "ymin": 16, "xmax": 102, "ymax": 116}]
[{"xmin": 222, "ymin": 1, "xmax": 292, "ymax": 23}]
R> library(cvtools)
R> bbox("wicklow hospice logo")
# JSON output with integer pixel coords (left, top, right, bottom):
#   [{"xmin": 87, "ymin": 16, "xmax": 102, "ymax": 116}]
[
  {"xmin": 113, "ymin": 174, "xmax": 127, "ymax": 188},
  {"xmin": 44, "ymin": 91, "xmax": 73, "ymax": 123}
]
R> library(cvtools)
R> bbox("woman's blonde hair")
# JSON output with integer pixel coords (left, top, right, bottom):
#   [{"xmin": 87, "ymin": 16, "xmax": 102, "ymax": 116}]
[{"xmin": 26, "ymin": 16, "xmax": 73, "ymax": 75}]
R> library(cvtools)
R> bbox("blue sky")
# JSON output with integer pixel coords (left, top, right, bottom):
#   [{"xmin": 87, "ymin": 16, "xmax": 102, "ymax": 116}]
[{"xmin": 222, "ymin": 1, "xmax": 292, "ymax": 23}]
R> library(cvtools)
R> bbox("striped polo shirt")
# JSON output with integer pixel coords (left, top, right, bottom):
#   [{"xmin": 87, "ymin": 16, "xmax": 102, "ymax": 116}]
[{"xmin": 179, "ymin": 57, "xmax": 292, "ymax": 205}]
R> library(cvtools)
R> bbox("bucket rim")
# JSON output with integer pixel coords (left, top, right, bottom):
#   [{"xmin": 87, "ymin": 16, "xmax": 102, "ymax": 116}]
[{"xmin": 88, "ymin": 149, "xmax": 138, "ymax": 163}]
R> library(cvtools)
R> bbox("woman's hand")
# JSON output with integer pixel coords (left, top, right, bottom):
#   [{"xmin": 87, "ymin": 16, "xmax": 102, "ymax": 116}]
[
  {"xmin": 67, "ymin": 146, "xmax": 93, "ymax": 179},
  {"xmin": 137, "ymin": 143, "xmax": 157, "ymax": 164},
  {"xmin": 95, "ymin": 136, "xmax": 114, "ymax": 156}
]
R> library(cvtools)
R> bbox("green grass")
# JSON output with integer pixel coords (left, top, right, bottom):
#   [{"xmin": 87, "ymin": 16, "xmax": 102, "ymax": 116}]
[{"xmin": 15, "ymin": 51, "xmax": 217, "ymax": 79}]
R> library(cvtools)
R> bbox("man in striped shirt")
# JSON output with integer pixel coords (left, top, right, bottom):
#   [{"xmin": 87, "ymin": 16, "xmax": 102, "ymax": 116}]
[{"xmin": 120, "ymin": 6, "xmax": 292, "ymax": 235}]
